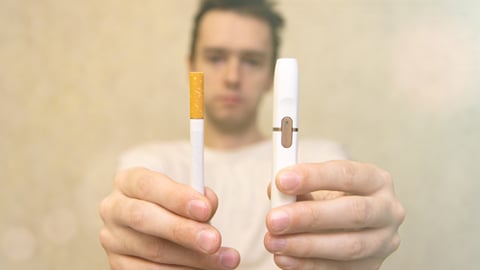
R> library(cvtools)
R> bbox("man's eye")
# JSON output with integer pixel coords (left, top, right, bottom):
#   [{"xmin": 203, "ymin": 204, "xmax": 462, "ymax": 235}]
[
  {"xmin": 244, "ymin": 58, "xmax": 261, "ymax": 67},
  {"xmin": 207, "ymin": 55, "xmax": 224, "ymax": 64}
]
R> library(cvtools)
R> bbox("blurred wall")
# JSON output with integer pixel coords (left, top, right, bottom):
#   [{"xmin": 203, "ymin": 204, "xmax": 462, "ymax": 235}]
[{"xmin": 1, "ymin": 0, "xmax": 479, "ymax": 269}]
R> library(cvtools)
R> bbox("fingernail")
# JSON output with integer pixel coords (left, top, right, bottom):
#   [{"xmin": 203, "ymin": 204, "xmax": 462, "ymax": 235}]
[
  {"xmin": 269, "ymin": 210, "xmax": 290, "ymax": 233},
  {"xmin": 268, "ymin": 237, "xmax": 286, "ymax": 252},
  {"xmin": 220, "ymin": 249, "xmax": 239, "ymax": 269},
  {"xmin": 279, "ymin": 171, "xmax": 300, "ymax": 190},
  {"xmin": 197, "ymin": 230, "xmax": 218, "ymax": 253},
  {"xmin": 188, "ymin": 200, "xmax": 209, "ymax": 220},
  {"xmin": 275, "ymin": 256, "xmax": 297, "ymax": 268}
]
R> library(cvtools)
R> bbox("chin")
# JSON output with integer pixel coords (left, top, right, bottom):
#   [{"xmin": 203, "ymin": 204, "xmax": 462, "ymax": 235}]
[{"xmin": 209, "ymin": 117, "xmax": 253, "ymax": 133}]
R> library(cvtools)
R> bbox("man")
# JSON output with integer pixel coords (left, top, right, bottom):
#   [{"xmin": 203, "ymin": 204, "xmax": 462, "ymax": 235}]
[{"xmin": 99, "ymin": 0, "xmax": 405, "ymax": 269}]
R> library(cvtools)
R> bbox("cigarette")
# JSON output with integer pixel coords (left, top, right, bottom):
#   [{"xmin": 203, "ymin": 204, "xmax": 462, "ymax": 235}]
[{"xmin": 190, "ymin": 72, "xmax": 205, "ymax": 194}]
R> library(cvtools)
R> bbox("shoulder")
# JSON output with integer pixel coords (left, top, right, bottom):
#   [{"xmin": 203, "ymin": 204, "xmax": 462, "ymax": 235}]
[
  {"xmin": 117, "ymin": 140, "xmax": 190, "ymax": 171},
  {"xmin": 298, "ymin": 137, "xmax": 349, "ymax": 162}
]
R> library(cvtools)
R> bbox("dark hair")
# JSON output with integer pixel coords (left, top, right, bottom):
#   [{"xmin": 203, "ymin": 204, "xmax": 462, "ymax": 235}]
[{"xmin": 189, "ymin": 0, "xmax": 284, "ymax": 68}]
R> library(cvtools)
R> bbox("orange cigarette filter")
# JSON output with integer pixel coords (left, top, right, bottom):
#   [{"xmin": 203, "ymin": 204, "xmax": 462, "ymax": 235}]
[{"xmin": 190, "ymin": 72, "xmax": 204, "ymax": 119}]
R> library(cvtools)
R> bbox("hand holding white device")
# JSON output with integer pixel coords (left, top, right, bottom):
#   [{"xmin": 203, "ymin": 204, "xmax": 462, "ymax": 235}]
[{"xmin": 272, "ymin": 58, "xmax": 298, "ymax": 208}]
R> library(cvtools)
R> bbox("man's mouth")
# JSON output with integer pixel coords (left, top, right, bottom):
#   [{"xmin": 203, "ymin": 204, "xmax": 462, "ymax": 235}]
[{"xmin": 220, "ymin": 95, "xmax": 242, "ymax": 106}]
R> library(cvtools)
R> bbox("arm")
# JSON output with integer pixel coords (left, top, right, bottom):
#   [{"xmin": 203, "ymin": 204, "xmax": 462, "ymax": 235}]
[
  {"xmin": 99, "ymin": 167, "xmax": 240, "ymax": 269},
  {"xmin": 265, "ymin": 160, "xmax": 405, "ymax": 269}
]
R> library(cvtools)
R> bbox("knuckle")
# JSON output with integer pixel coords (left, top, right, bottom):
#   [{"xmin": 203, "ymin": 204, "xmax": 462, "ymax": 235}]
[
  {"xmin": 107, "ymin": 257, "xmax": 118, "ymax": 270},
  {"xmin": 106, "ymin": 253, "xmax": 122, "ymax": 270},
  {"xmin": 390, "ymin": 233, "xmax": 402, "ymax": 253},
  {"xmin": 351, "ymin": 198, "xmax": 371, "ymax": 227},
  {"xmin": 395, "ymin": 202, "xmax": 406, "ymax": 225},
  {"xmin": 382, "ymin": 170, "xmax": 393, "ymax": 185},
  {"xmin": 308, "ymin": 206, "xmax": 322, "ymax": 231},
  {"xmin": 341, "ymin": 162, "xmax": 357, "ymax": 190},
  {"xmin": 99, "ymin": 228, "xmax": 111, "ymax": 249},
  {"xmin": 115, "ymin": 167, "xmax": 151, "ymax": 192},
  {"xmin": 114, "ymin": 169, "xmax": 129, "ymax": 187},
  {"xmin": 99, "ymin": 196, "xmax": 112, "ymax": 221},
  {"xmin": 135, "ymin": 171, "xmax": 155, "ymax": 199},
  {"xmin": 149, "ymin": 239, "xmax": 167, "ymax": 262},
  {"xmin": 171, "ymin": 222, "xmax": 184, "ymax": 242},
  {"xmin": 379, "ymin": 169, "xmax": 393, "ymax": 189},
  {"xmin": 346, "ymin": 237, "xmax": 366, "ymax": 259},
  {"xmin": 127, "ymin": 201, "xmax": 147, "ymax": 229},
  {"xmin": 170, "ymin": 221, "xmax": 195, "ymax": 247}
]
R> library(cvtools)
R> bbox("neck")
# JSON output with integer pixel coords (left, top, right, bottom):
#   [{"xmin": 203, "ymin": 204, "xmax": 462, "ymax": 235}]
[{"xmin": 204, "ymin": 120, "xmax": 266, "ymax": 150}]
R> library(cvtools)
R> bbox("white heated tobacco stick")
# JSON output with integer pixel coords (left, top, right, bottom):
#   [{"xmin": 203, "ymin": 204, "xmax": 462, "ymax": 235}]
[{"xmin": 272, "ymin": 58, "xmax": 299, "ymax": 208}]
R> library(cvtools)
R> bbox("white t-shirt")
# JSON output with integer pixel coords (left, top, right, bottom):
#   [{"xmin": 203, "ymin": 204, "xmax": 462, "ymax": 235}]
[{"xmin": 118, "ymin": 138, "xmax": 348, "ymax": 269}]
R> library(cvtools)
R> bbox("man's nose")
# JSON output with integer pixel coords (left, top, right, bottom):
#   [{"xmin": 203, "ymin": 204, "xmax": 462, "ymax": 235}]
[{"xmin": 224, "ymin": 58, "xmax": 241, "ymax": 89}]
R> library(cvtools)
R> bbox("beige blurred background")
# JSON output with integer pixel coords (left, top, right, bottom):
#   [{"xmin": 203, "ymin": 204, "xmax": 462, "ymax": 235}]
[{"xmin": 1, "ymin": 0, "xmax": 479, "ymax": 269}]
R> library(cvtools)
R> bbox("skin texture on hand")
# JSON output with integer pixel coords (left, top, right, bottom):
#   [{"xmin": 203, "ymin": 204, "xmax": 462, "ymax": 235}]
[
  {"xmin": 265, "ymin": 160, "xmax": 406, "ymax": 270},
  {"xmin": 99, "ymin": 167, "xmax": 240, "ymax": 270},
  {"xmin": 99, "ymin": 162, "xmax": 405, "ymax": 270}
]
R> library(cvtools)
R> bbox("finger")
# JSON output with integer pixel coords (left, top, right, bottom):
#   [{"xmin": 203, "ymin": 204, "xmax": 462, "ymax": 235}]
[
  {"xmin": 115, "ymin": 167, "xmax": 216, "ymax": 222},
  {"xmin": 266, "ymin": 196, "xmax": 393, "ymax": 234},
  {"xmin": 205, "ymin": 187, "xmax": 219, "ymax": 219},
  {"xmin": 106, "ymin": 252, "xmax": 197, "ymax": 270},
  {"xmin": 101, "ymin": 226, "xmax": 240, "ymax": 270},
  {"xmin": 111, "ymin": 193, "xmax": 221, "ymax": 254},
  {"xmin": 264, "ymin": 228, "xmax": 401, "ymax": 261},
  {"xmin": 276, "ymin": 161, "xmax": 391, "ymax": 196},
  {"xmin": 101, "ymin": 225, "xmax": 198, "ymax": 266},
  {"xmin": 106, "ymin": 253, "xmax": 191, "ymax": 270},
  {"xmin": 267, "ymin": 182, "xmax": 271, "ymax": 199},
  {"xmin": 272, "ymin": 255, "xmax": 383, "ymax": 270},
  {"xmin": 268, "ymin": 179, "xmax": 318, "ymax": 202}
]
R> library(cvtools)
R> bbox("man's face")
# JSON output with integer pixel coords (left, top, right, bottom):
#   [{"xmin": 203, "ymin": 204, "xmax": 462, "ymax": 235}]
[{"xmin": 190, "ymin": 10, "xmax": 274, "ymax": 133}]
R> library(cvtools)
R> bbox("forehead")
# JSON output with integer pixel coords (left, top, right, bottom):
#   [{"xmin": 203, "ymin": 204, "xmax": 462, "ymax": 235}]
[{"xmin": 197, "ymin": 10, "xmax": 273, "ymax": 53}]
